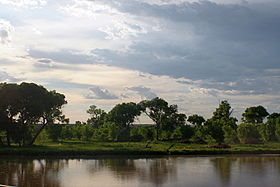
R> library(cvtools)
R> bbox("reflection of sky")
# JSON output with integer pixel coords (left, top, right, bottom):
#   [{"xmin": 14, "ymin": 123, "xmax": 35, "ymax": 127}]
[
  {"xmin": 0, "ymin": 0, "xmax": 280, "ymax": 122},
  {"xmin": 57, "ymin": 157, "xmax": 280, "ymax": 187},
  {"xmin": 1, "ymin": 156, "xmax": 280, "ymax": 187}
]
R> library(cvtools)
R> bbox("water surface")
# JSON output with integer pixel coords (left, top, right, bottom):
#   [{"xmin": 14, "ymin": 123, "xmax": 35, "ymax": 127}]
[{"xmin": 1, "ymin": 155, "xmax": 280, "ymax": 187}]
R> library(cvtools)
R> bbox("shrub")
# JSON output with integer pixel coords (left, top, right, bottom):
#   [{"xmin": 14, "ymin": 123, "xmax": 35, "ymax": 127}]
[
  {"xmin": 276, "ymin": 122, "xmax": 280, "ymax": 141},
  {"xmin": 223, "ymin": 125, "xmax": 239, "ymax": 144},
  {"xmin": 46, "ymin": 124, "xmax": 63, "ymax": 142},
  {"xmin": 237, "ymin": 123, "xmax": 261, "ymax": 144}
]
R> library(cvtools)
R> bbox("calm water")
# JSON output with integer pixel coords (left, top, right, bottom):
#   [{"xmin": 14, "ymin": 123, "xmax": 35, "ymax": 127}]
[{"xmin": 1, "ymin": 155, "xmax": 280, "ymax": 187}]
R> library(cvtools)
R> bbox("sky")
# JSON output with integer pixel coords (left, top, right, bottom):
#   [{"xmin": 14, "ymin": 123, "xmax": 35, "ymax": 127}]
[{"xmin": 0, "ymin": 0, "xmax": 279, "ymax": 123}]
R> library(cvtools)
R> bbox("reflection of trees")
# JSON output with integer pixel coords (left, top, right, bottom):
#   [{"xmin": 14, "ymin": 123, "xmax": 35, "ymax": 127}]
[
  {"xmin": 211, "ymin": 156, "xmax": 280, "ymax": 186},
  {"xmin": 236, "ymin": 156, "xmax": 280, "ymax": 176},
  {"xmin": 86, "ymin": 158, "xmax": 177, "ymax": 186},
  {"xmin": 142, "ymin": 158, "xmax": 177, "ymax": 186},
  {"xmin": 211, "ymin": 157, "xmax": 237, "ymax": 185},
  {"xmin": 0, "ymin": 159, "xmax": 68, "ymax": 187}
]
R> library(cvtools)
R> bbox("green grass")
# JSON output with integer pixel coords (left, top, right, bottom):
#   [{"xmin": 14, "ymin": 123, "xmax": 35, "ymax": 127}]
[{"xmin": 1, "ymin": 141, "xmax": 280, "ymax": 157}]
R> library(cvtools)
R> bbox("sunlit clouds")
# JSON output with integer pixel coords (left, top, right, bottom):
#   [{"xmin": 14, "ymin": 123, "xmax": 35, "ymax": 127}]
[{"xmin": 0, "ymin": 0, "xmax": 279, "ymax": 122}]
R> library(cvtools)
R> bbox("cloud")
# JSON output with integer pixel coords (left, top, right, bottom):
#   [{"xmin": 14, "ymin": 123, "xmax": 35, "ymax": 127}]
[
  {"xmin": 0, "ymin": 0, "xmax": 47, "ymax": 8},
  {"xmin": 127, "ymin": 86, "xmax": 157, "ymax": 99},
  {"xmin": 0, "ymin": 18, "xmax": 14, "ymax": 44},
  {"xmin": 37, "ymin": 58, "xmax": 52, "ymax": 63},
  {"xmin": 85, "ymin": 86, "xmax": 118, "ymax": 100},
  {"xmin": 0, "ymin": 71, "xmax": 21, "ymax": 82},
  {"xmin": 99, "ymin": 20, "xmax": 147, "ymax": 40},
  {"xmin": 8, "ymin": 0, "xmax": 279, "ymax": 116},
  {"xmin": 33, "ymin": 58, "xmax": 86, "ymax": 71},
  {"xmin": 29, "ymin": 49, "xmax": 95, "ymax": 64}
]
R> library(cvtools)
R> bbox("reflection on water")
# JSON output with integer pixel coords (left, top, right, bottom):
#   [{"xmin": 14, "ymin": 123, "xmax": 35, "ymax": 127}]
[
  {"xmin": 0, "ymin": 159, "xmax": 67, "ymax": 187},
  {"xmin": 0, "ymin": 156, "xmax": 280, "ymax": 187}
]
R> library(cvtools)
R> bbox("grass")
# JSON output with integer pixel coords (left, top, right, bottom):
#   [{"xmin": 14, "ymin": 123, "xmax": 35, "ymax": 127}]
[{"xmin": 1, "ymin": 141, "xmax": 280, "ymax": 157}]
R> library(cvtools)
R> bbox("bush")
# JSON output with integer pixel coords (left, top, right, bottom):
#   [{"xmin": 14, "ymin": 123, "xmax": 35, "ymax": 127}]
[
  {"xmin": 172, "ymin": 125, "xmax": 194, "ymax": 140},
  {"xmin": 61, "ymin": 125, "xmax": 74, "ymax": 140},
  {"xmin": 46, "ymin": 124, "xmax": 63, "ymax": 142},
  {"xmin": 190, "ymin": 125, "xmax": 207, "ymax": 144},
  {"xmin": 94, "ymin": 122, "xmax": 129, "ymax": 142},
  {"xmin": 130, "ymin": 127, "xmax": 144, "ymax": 141},
  {"xmin": 257, "ymin": 123, "xmax": 269, "ymax": 142},
  {"xmin": 81, "ymin": 125, "xmax": 94, "ymax": 141},
  {"xmin": 223, "ymin": 125, "xmax": 239, "ymax": 144},
  {"xmin": 276, "ymin": 123, "xmax": 280, "ymax": 141},
  {"xmin": 237, "ymin": 123, "xmax": 261, "ymax": 144}
]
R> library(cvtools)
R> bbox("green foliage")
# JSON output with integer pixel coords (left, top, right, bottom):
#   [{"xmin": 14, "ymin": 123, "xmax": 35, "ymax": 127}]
[
  {"xmin": 191, "ymin": 125, "xmax": 208, "ymax": 143},
  {"xmin": 61, "ymin": 125, "xmax": 74, "ymax": 140},
  {"xmin": 81, "ymin": 125, "xmax": 94, "ymax": 141},
  {"xmin": 94, "ymin": 122, "xmax": 129, "ymax": 142},
  {"xmin": 106, "ymin": 102, "xmax": 141, "ymax": 127},
  {"xmin": 130, "ymin": 127, "xmax": 145, "ymax": 141},
  {"xmin": 87, "ymin": 105, "xmax": 106, "ymax": 127},
  {"xmin": 275, "ymin": 119, "xmax": 280, "ymax": 141},
  {"xmin": 172, "ymin": 125, "xmax": 194, "ymax": 140},
  {"xmin": 139, "ymin": 97, "xmax": 186, "ymax": 140},
  {"xmin": 223, "ymin": 125, "xmax": 239, "ymax": 144},
  {"xmin": 257, "ymin": 123, "xmax": 268, "ymax": 142},
  {"xmin": 242, "ymin": 106, "xmax": 269, "ymax": 124},
  {"xmin": 266, "ymin": 113, "xmax": 280, "ymax": 141},
  {"xmin": 204, "ymin": 134, "xmax": 217, "ymax": 144},
  {"xmin": 0, "ymin": 82, "xmax": 67, "ymax": 146},
  {"xmin": 46, "ymin": 124, "xmax": 63, "ymax": 142},
  {"xmin": 160, "ymin": 130, "xmax": 172, "ymax": 140},
  {"xmin": 34, "ymin": 129, "xmax": 48, "ymax": 143},
  {"xmin": 187, "ymin": 114, "xmax": 205, "ymax": 126},
  {"xmin": 237, "ymin": 123, "xmax": 261, "ymax": 144},
  {"xmin": 204, "ymin": 101, "xmax": 237, "ymax": 144},
  {"xmin": 129, "ymin": 126, "xmax": 155, "ymax": 141}
]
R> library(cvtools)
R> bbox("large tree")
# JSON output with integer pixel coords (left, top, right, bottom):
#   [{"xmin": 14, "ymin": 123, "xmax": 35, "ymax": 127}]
[
  {"xmin": 242, "ymin": 106, "xmax": 269, "ymax": 124},
  {"xmin": 139, "ymin": 97, "xmax": 186, "ymax": 140},
  {"xmin": 0, "ymin": 82, "xmax": 67, "ymax": 146},
  {"xmin": 205, "ymin": 100, "xmax": 237, "ymax": 144},
  {"xmin": 106, "ymin": 102, "xmax": 141, "ymax": 127}
]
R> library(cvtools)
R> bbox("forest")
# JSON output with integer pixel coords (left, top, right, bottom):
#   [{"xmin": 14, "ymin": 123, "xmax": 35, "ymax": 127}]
[{"xmin": 1, "ymin": 82, "xmax": 280, "ymax": 147}]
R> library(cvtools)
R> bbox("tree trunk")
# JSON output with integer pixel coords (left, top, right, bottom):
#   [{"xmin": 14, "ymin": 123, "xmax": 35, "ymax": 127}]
[
  {"xmin": 28, "ymin": 123, "xmax": 47, "ymax": 146},
  {"xmin": 156, "ymin": 124, "xmax": 159, "ymax": 141}
]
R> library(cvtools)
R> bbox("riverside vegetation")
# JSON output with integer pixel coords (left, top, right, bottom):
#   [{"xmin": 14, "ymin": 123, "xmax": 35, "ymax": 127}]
[{"xmin": 1, "ymin": 82, "xmax": 280, "ymax": 156}]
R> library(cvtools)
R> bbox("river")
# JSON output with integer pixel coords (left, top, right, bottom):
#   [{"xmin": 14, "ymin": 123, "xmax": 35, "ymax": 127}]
[{"xmin": 1, "ymin": 155, "xmax": 280, "ymax": 187}]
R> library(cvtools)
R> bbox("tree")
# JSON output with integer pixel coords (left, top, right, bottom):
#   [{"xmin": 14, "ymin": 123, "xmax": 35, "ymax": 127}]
[
  {"xmin": 223, "ymin": 125, "xmax": 239, "ymax": 144},
  {"xmin": 205, "ymin": 100, "xmax": 237, "ymax": 144},
  {"xmin": 187, "ymin": 114, "xmax": 205, "ymax": 126},
  {"xmin": 106, "ymin": 102, "xmax": 141, "ymax": 128},
  {"xmin": 237, "ymin": 123, "xmax": 261, "ymax": 144},
  {"xmin": 242, "ymin": 106, "xmax": 269, "ymax": 124},
  {"xmin": 86, "ymin": 105, "xmax": 106, "ymax": 127},
  {"xmin": 276, "ymin": 121, "xmax": 280, "ymax": 141},
  {"xmin": 0, "ymin": 82, "xmax": 67, "ymax": 146},
  {"xmin": 266, "ymin": 113, "xmax": 280, "ymax": 141},
  {"xmin": 94, "ymin": 122, "xmax": 126, "ymax": 141},
  {"xmin": 45, "ymin": 124, "xmax": 63, "ymax": 142},
  {"xmin": 139, "ymin": 97, "xmax": 186, "ymax": 140},
  {"xmin": 0, "ymin": 83, "xmax": 19, "ymax": 146},
  {"xmin": 172, "ymin": 125, "xmax": 194, "ymax": 140},
  {"xmin": 130, "ymin": 126, "xmax": 155, "ymax": 141}
]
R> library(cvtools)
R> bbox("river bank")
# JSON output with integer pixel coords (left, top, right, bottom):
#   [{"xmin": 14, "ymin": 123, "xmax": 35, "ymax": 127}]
[{"xmin": 1, "ymin": 141, "xmax": 280, "ymax": 157}]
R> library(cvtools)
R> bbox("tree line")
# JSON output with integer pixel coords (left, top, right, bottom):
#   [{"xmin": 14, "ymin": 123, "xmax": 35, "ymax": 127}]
[{"xmin": 0, "ymin": 82, "xmax": 280, "ymax": 146}]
